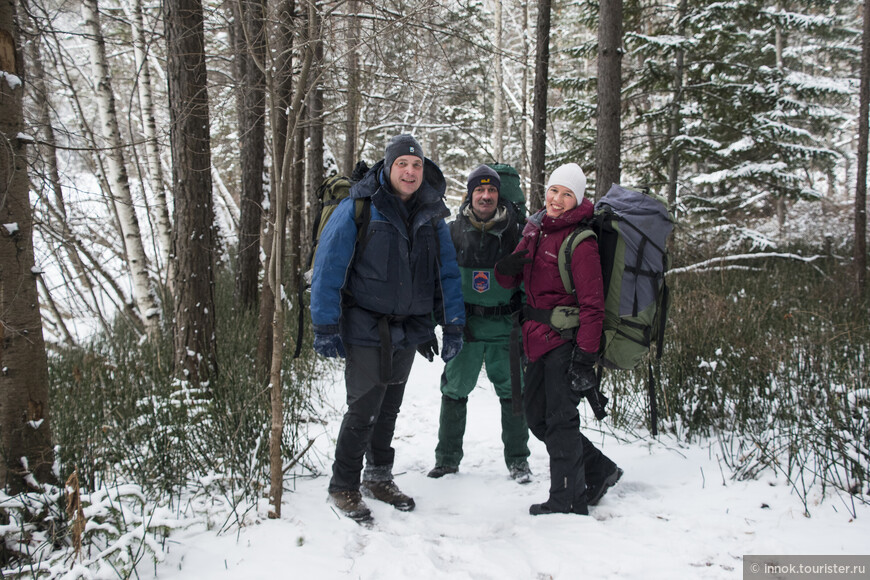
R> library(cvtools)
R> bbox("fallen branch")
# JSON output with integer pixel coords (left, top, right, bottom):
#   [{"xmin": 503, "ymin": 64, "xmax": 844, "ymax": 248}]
[{"xmin": 669, "ymin": 252, "xmax": 827, "ymax": 277}]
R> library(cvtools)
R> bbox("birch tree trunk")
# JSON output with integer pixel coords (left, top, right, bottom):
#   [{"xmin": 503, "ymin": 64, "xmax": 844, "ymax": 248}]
[
  {"xmin": 530, "ymin": 0, "xmax": 552, "ymax": 211},
  {"xmin": 0, "ymin": 0, "xmax": 55, "ymax": 493},
  {"xmin": 855, "ymin": 0, "xmax": 869, "ymax": 295},
  {"xmin": 166, "ymin": 0, "xmax": 218, "ymax": 384},
  {"xmin": 665, "ymin": 0, "xmax": 687, "ymax": 208},
  {"xmin": 519, "ymin": 0, "xmax": 531, "ymax": 180},
  {"xmin": 82, "ymin": 0, "xmax": 160, "ymax": 336},
  {"xmin": 128, "ymin": 0, "xmax": 173, "ymax": 288},
  {"xmin": 595, "ymin": 0, "xmax": 623, "ymax": 201},
  {"xmin": 492, "ymin": 0, "xmax": 504, "ymax": 162}
]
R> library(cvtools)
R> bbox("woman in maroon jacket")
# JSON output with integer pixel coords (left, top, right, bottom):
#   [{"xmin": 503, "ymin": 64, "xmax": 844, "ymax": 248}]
[{"xmin": 495, "ymin": 163, "xmax": 621, "ymax": 515}]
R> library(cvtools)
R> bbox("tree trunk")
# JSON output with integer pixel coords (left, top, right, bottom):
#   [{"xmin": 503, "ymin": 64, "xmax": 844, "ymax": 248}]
[
  {"xmin": 257, "ymin": 0, "xmax": 295, "ymax": 378},
  {"xmin": 26, "ymin": 28, "xmax": 103, "ymax": 343},
  {"xmin": 856, "ymin": 0, "xmax": 869, "ymax": 295},
  {"xmin": 530, "ymin": 0, "xmax": 552, "ymax": 212},
  {"xmin": 267, "ymin": 0, "xmax": 315, "ymax": 519},
  {"xmin": 665, "ymin": 0, "xmax": 687, "ymax": 208},
  {"xmin": 82, "ymin": 0, "xmax": 160, "ymax": 336},
  {"xmin": 595, "ymin": 0, "xmax": 623, "ymax": 201},
  {"xmin": 519, "ymin": 0, "xmax": 531, "ymax": 181},
  {"xmin": 492, "ymin": 0, "xmax": 504, "ymax": 162},
  {"xmin": 343, "ymin": 0, "xmax": 361, "ymax": 175},
  {"xmin": 0, "ymin": 0, "xmax": 55, "ymax": 493},
  {"xmin": 234, "ymin": 0, "xmax": 267, "ymax": 311},
  {"xmin": 128, "ymin": 0, "xmax": 173, "ymax": 287},
  {"xmin": 307, "ymin": 10, "xmax": 324, "ymax": 263},
  {"xmin": 166, "ymin": 0, "xmax": 218, "ymax": 384}
]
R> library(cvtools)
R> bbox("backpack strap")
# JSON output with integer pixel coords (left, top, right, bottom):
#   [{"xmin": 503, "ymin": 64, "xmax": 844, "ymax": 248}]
[
  {"xmin": 558, "ymin": 225, "xmax": 596, "ymax": 297},
  {"xmin": 353, "ymin": 198, "xmax": 372, "ymax": 254}
]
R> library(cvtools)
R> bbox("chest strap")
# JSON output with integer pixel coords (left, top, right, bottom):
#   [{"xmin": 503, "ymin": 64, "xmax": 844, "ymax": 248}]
[{"xmin": 465, "ymin": 303, "xmax": 517, "ymax": 317}]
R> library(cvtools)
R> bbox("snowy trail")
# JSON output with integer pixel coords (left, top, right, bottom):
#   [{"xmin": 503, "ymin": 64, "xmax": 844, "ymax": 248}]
[{"xmin": 154, "ymin": 354, "xmax": 869, "ymax": 579}]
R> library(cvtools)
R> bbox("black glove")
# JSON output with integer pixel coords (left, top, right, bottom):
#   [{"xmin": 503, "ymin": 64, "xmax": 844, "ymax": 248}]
[
  {"xmin": 416, "ymin": 338, "xmax": 439, "ymax": 362},
  {"xmin": 569, "ymin": 349, "xmax": 608, "ymax": 420},
  {"xmin": 495, "ymin": 249, "xmax": 532, "ymax": 277}
]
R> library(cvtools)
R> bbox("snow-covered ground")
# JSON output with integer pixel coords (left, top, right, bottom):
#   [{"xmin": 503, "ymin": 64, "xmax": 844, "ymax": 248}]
[{"xmin": 154, "ymin": 353, "xmax": 869, "ymax": 579}]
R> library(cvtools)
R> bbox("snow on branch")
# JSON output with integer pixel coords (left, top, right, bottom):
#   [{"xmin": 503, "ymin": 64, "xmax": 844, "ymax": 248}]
[{"xmin": 669, "ymin": 252, "xmax": 827, "ymax": 276}]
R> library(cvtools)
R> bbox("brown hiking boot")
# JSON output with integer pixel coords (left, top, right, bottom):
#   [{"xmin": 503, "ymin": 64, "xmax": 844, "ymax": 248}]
[
  {"xmin": 361, "ymin": 480, "xmax": 416, "ymax": 511},
  {"xmin": 328, "ymin": 490, "xmax": 373, "ymax": 523}
]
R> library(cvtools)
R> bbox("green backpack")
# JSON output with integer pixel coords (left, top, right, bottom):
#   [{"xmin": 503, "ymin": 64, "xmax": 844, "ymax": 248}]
[
  {"xmin": 305, "ymin": 174, "xmax": 369, "ymax": 280},
  {"xmin": 554, "ymin": 184, "xmax": 674, "ymax": 434},
  {"xmin": 295, "ymin": 171, "xmax": 371, "ymax": 358},
  {"xmin": 488, "ymin": 163, "xmax": 527, "ymax": 220}
]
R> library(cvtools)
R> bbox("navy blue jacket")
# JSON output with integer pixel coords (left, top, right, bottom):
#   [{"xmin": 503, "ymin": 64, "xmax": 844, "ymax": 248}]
[{"xmin": 310, "ymin": 159, "xmax": 465, "ymax": 349}]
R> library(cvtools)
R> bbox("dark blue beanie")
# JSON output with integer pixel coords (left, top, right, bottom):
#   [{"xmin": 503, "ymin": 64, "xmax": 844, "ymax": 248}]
[
  {"xmin": 383, "ymin": 134, "xmax": 424, "ymax": 179},
  {"xmin": 466, "ymin": 164, "xmax": 501, "ymax": 199}
]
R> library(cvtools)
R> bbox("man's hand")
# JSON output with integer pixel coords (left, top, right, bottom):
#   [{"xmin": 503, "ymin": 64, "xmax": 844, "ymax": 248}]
[
  {"xmin": 313, "ymin": 332, "xmax": 346, "ymax": 359},
  {"xmin": 441, "ymin": 332, "xmax": 463, "ymax": 363},
  {"xmin": 416, "ymin": 338, "xmax": 439, "ymax": 362},
  {"xmin": 495, "ymin": 249, "xmax": 531, "ymax": 277}
]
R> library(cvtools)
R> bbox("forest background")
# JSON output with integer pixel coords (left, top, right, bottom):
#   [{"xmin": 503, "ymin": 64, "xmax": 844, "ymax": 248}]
[{"xmin": 0, "ymin": 0, "xmax": 868, "ymax": 576}]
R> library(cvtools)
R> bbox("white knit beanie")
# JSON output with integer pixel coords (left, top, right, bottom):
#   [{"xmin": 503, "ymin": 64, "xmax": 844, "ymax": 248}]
[{"xmin": 546, "ymin": 163, "xmax": 587, "ymax": 199}]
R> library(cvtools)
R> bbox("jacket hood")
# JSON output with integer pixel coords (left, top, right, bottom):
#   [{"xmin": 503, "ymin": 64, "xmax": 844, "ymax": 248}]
[{"xmin": 351, "ymin": 158, "xmax": 447, "ymax": 207}]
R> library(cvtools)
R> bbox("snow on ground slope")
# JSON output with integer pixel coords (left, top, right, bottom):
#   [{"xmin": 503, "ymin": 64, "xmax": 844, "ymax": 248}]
[{"xmin": 154, "ymin": 354, "xmax": 869, "ymax": 579}]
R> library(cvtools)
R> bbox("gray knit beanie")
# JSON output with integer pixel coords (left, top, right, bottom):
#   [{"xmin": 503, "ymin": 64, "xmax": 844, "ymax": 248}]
[
  {"xmin": 383, "ymin": 134, "xmax": 424, "ymax": 180},
  {"xmin": 466, "ymin": 164, "xmax": 501, "ymax": 200}
]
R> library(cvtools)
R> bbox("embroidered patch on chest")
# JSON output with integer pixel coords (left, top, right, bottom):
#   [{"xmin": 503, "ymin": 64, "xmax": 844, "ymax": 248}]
[{"xmin": 472, "ymin": 270, "xmax": 491, "ymax": 293}]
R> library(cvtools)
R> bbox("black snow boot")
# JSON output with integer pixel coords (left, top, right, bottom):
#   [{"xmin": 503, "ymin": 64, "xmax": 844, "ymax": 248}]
[{"xmin": 587, "ymin": 466, "xmax": 623, "ymax": 506}]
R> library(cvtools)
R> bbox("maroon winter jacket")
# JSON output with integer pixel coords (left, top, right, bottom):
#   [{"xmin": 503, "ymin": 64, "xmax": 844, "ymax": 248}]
[{"xmin": 495, "ymin": 199, "xmax": 604, "ymax": 362}]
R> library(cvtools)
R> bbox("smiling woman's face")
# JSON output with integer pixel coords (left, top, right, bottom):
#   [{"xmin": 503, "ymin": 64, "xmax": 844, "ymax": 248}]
[{"xmin": 545, "ymin": 184, "xmax": 578, "ymax": 218}]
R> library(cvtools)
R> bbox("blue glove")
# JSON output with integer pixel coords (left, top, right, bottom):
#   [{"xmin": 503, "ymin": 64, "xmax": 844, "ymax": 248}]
[
  {"xmin": 313, "ymin": 332, "xmax": 346, "ymax": 358},
  {"xmin": 441, "ymin": 332, "xmax": 463, "ymax": 363}
]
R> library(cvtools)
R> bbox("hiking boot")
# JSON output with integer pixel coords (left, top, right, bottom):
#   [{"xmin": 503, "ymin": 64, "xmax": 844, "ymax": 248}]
[
  {"xmin": 361, "ymin": 480, "xmax": 416, "ymax": 512},
  {"xmin": 509, "ymin": 463, "xmax": 532, "ymax": 484},
  {"xmin": 328, "ymin": 490, "xmax": 372, "ymax": 524},
  {"xmin": 529, "ymin": 501, "xmax": 588, "ymax": 516},
  {"xmin": 587, "ymin": 466, "xmax": 623, "ymax": 506},
  {"xmin": 427, "ymin": 465, "xmax": 459, "ymax": 479}
]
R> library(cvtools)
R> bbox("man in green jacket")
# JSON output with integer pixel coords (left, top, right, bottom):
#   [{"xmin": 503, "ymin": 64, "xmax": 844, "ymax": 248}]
[{"xmin": 427, "ymin": 164, "xmax": 531, "ymax": 483}]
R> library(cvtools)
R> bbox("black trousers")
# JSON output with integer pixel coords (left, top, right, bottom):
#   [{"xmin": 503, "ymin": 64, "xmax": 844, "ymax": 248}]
[
  {"xmin": 523, "ymin": 342, "xmax": 614, "ymax": 512},
  {"xmin": 329, "ymin": 343, "xmax": 417, "ymax": 492}
]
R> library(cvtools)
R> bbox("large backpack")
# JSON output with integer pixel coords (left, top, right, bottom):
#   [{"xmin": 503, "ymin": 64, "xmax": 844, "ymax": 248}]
[
  {"xmin": 295, "ymin": 167, "xmax": 371, "ymax": 358},
  {"xmin": 488, "ymin": 163, "xmax": 527, "ymax": 220},
  {"xmin": 305, "ymin": 174, "xmax": 370, "ymax": 283},
  {"xmin": 556, "ymin": 184, "xmax": 674, "ymax": 434}
]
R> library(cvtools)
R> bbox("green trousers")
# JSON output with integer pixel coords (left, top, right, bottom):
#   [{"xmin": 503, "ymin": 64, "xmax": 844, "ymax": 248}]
[{"xmin": 435, "ymin": 340, "xmax": 530, "ymax": 470}]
